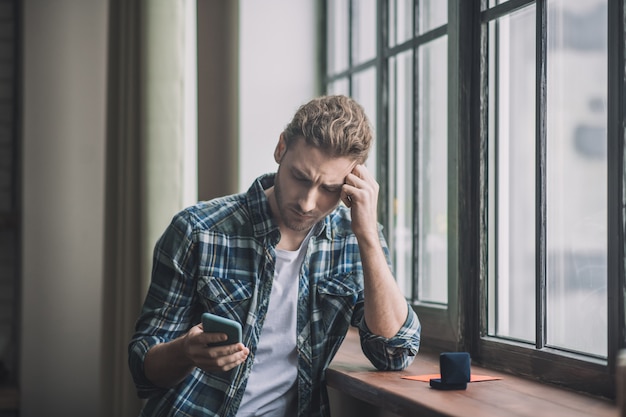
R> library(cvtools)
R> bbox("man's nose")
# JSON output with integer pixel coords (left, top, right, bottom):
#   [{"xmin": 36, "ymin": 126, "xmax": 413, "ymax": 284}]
[{"xmin": 298, "ymin": 187, "xmax": 317, "ymax": 213}]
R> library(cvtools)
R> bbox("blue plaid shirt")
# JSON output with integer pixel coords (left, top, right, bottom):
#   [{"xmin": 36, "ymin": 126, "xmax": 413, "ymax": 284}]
[{"xmin": 128, "ymin": 173, "xmax": 421, "ymax": 417}]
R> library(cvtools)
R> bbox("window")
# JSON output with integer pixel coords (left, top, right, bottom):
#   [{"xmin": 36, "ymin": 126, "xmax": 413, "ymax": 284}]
[
  {"xmin": 486, "ymin": 0, "xmax": 609, "ymax": 355},
  {"xmin": 323, "ymin": 0, "xmax": 624, "ymax": 397}
]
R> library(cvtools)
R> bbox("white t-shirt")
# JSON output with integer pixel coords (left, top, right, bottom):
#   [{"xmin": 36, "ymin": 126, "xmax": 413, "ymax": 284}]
[{"xmin": 236, "ymin": 236, "xmax": 310, "ymax": 417}]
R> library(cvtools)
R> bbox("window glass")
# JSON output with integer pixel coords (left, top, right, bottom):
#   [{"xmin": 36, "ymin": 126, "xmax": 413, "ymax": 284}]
[
  {"xmin": 327, "ymin": 0, "xmax": 349, "ymax": 74},
  {"xmin": 487, "ymin": 6, "xmax": 536, "ymax": 341},
  {"xmin": 486, "ymin": 0, "xmax": 505, "ymax": 8},
  {"xmin": 417, "ymin": 37, "xmax": 448, "ymax": 303},
  {"xmin": 418, "ymin": 0, "xmax": 447, "ymax": 34},
  {"xmin": 389, "ymin": 0, "xmax": 413, "ymax": 47},
  {"xmin": 388, "ymin": 50, "xmax": 414, "ymax": 297},
  {"xmin": 546, "ymin": 0, "xmax": 607, "ymax": 357},
  {"xmin": 352, "ymin": 0, "xmax": 377, "ymax": 65},
  {"xmin": 352, "ymin": 67, "xmax": 378, "ymax": 177},
  {"xmin": 328, "ymin": 78, "xmax": 350, "ymax": 96}
]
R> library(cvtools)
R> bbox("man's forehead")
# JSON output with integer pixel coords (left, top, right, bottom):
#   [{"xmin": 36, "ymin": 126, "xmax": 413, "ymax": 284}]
[{"xmin": 289, "ymin": 156, "xmax": 356, "ymax": 184}]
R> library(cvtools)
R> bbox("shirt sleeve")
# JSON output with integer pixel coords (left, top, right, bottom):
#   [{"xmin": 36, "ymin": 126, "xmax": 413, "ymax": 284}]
[
  {"xmin": 354, "ymin": 305, "xmax": 421, "ymax": 371},
  {"xmin": 127, "ymin": 210, "xmax": 200, "ymax": 398}
]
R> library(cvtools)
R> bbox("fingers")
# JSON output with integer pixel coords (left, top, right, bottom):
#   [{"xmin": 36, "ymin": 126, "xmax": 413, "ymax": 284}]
[
  {"xmin": 194, "ymin": 342, "xmax": 250, "ymax": 373},
  {"xmin": 342, "ymin": 165, "xmax": 381, "ymax": 239},
  {"xmin": 342, "ymin": 164, "xmax": 379, "ymax": 206},
  {"xmin": 200, "ymin": 343, "xmax": 250, "ymax": 372},
  {"xmin": 185, "ymin": 325, "xmax": 250, "ymax": 373},
  {"xmin": 341, "ymin": 190, "xmax": 353, "ymax": 207},
  {"xmin": 349, "ymin": 163, "xmax": 373, "ymax": 181}
]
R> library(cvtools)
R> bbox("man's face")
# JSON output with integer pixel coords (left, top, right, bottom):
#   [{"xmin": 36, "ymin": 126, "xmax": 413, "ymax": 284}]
[{"xmin": 273, "ymin": 136, "xmax": 356, "ymax": 232}]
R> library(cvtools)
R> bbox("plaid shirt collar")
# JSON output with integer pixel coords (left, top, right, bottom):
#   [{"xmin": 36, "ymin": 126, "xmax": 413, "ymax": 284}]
[{"xmin": 246, "ymin": 173, "xmax": 331, "ymax": 243}]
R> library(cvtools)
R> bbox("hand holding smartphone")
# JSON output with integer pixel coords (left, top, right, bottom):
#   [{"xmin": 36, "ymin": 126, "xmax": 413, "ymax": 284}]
[{"xmin": 201, "ymin": 312, "xmax": 242, "ymax": 346}]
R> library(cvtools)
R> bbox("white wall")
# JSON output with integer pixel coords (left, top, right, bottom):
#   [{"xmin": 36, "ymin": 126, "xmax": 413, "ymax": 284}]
[
  {"xmin": 20, "ymin": 1, "xmax": 107, "ymax": 416},
  {"xmin": 238, "ymin": 0, "xmax": 319, "ymax": 191}
]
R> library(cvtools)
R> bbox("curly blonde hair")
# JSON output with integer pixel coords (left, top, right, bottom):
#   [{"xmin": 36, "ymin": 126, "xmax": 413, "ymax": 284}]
[{"xmin": 282, "ymin": 95, "xmax": 373, "ymax": 164}]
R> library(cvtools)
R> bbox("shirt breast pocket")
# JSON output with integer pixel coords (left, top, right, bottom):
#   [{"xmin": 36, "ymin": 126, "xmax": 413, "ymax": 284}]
[
  {"xmin": 196, "ymin": 275, "xmax": 254, "ymax": 325},
  {"xmin": 316, "ymin": 273, "xmax": 362, "ymax": 333}
]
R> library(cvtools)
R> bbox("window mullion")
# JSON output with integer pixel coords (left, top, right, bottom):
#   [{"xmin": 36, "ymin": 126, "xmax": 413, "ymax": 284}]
[
  {"xmin": 607, "ymin": 0, "xmax": 625, "ymax": 371},
  {"xmin": 493, "ymin": 17, "xmax": 501, "ymax": 339},
  {"xmin": 377, "ymin": 0, "xmax": 390, "ymax": 246},
  {"xmin": 412, "ymin": 0, "xmax": 419, "ymax": 302},
  {"xmin": 348, "ymin": 0, "xmax": 353, "ymax": 94},
  {"xmin": 450, "ymin": 0, "xmax": 481, "ymax": 353},
  {"xmin": 535, "ymin": 0, "xmax": 547, "ymax": 351}
]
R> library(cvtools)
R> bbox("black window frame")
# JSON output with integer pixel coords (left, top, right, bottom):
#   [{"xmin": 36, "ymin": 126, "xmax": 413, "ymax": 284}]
[{"xmin": 322, "ymin": 0, "xmax": 625, "ymax": 399}]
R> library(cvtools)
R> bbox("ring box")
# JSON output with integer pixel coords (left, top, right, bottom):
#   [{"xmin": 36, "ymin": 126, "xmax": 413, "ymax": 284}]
[{"xmin": 429, "ymin": 352, "xmax": 471, "ymax": 390}]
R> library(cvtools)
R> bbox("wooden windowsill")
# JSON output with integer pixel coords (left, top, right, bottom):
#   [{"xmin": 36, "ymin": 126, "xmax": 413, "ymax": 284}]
[{"xmin": 327, "ymin": 329, "xmax": 618, "ymax": 417}]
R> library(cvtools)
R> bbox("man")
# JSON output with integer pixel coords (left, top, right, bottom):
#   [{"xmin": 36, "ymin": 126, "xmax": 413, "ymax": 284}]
[{"xmin": 128, "ymin": 95, "xmax": 421, "ymax": 417}]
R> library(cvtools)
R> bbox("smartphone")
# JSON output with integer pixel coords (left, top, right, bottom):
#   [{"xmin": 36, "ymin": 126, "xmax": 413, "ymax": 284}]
[{"xmin": 201, "ymin": 312, "xmax": 242, "ymax": 346}]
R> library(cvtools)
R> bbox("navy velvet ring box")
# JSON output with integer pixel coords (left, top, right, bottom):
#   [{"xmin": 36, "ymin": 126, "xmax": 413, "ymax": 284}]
[{"xmin": 429, "ymin": 352, "xmax": 471, "ymax": 390}]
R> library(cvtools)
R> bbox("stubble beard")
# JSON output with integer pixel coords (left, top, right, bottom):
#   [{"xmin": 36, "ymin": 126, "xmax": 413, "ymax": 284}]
[{"xmin": 274, "ymin": 174, "xmax": 317, "ymax": 232}]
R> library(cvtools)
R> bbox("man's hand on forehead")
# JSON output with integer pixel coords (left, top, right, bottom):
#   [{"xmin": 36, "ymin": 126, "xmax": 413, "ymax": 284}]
[
  {"xmin": 341, "ymin": 164, "xmax": 380, "ymax": 237},
  {"xmin": 342, "ymin": 164, "xmax": 370, "ymax": 206},
  {"xmin": 342, "ymin": 164, "xmax": 360, "ymax": 207}
]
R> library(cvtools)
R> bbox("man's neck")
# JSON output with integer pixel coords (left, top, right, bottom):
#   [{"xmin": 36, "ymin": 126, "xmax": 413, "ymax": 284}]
[{"xmin": 276, "ymin": 229, "xmax": 310, "ymax": 251}]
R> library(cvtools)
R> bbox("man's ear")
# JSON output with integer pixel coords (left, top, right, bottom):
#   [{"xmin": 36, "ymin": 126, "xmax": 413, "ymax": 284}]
[{"xmin": 274, "ymin": 133, "xmax": 287, "ymax": 163}]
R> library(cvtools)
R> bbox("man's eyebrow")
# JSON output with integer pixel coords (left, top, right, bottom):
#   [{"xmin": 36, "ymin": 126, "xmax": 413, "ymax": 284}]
[
  {"xmin": 291, "ymin": 167, "xmax": 343, "ymax": 189},
  {"xmin": 291, "ymin": 167, "xmax": 310, "ymax": 179}
]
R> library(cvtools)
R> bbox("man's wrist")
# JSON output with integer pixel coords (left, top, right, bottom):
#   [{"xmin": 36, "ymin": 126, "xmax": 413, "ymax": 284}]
[{"xmin": 354, "ymin": 229, "xmax": 381, "ymax": 248}]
